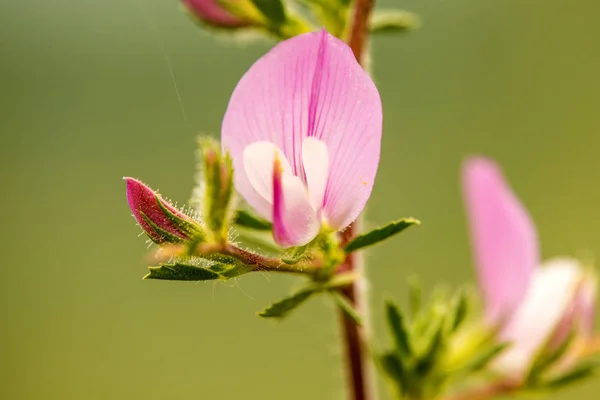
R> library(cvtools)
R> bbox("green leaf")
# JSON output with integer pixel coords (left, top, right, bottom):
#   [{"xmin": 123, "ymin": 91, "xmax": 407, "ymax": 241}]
[
  {"xmin": 234, "ymin": 209, "xmax": 273, "ymax": 230},
  {"xmin": 543, "ymin": 361, "xmax": 598, "ymax": 390},
  {"xmin": 258, "ymin": 288, "xmax": 315, "ymax": 319},
  {"xmin": 448, "ymin": 289, "xmax": 469, "ymax": 332},
  {"xmin": 527, "ymin": 330, "xmax": 576, "ymax": 383},
  {"xmin": 144, "ymin": 262, "xmax": 221, "ymax": 281},
  {"xmin": 330, "ymin": 292, "xmax": 362, "ymax": 325},
  {"xmin": 370, "ymin": 10, "xmax": 420, "ymax": 34},
  {"xmin": 386, "ymin": 301, "xmax": 412, "ymax": 357},
  {"xmin": 379, "ymin": 352, "xmax": 406, "ymax": 397},
  {"xmin": 344, "ymin": 218, "xmax": 420, "ymax": 253},
  {"xmin": 461, "ymin": 343, "xmax": 509, "ymax": 373},
  {"xmin": 251, "ymin": 0, "xmax": 286, "ymax": 25},
  {"xmin": 415, "ymin": 319, "xmax": 445, "ymax": 375}
]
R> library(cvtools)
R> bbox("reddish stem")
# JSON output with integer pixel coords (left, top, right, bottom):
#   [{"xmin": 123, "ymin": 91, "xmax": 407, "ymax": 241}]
[
  {"xmin": 348, "ymin": 0, "xmax": 376, "ymax": 63},
  {"xmin": 336, "ymin": 2, "xmax": 377, "ymax": 399}
]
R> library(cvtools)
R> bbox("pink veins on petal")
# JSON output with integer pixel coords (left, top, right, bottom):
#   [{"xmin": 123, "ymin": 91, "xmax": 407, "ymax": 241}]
[{"xmin": 221, "ymin": 29, "xmax": 382, "ymax": 247}]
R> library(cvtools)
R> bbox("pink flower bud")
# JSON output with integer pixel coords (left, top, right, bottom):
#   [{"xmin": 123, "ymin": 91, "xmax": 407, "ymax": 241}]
[
  {"xmin": 182, "ymin": 0, "xmax": 250, "ymax": 28},
  {"xmin": 125, "ymin": 177, "xmax": 202, "ymax": 244}
]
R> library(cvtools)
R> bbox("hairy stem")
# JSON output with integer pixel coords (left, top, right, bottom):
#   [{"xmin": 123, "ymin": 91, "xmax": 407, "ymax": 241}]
[{"xmin": 193, "ymin": 242, "xmax": 321, "ymax": 275}]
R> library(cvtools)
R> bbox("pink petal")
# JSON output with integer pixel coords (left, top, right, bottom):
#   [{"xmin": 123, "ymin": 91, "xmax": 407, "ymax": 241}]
[
  {"xmin": 124, "ymin": 177, "xmax": 193, "ymax": 243},
  {"xmin": 243, "ymin": 141, "xmax": 292, "ymax": 219},
  {"xmin": 302, "ymin": 137, "xmax": 329, "ymax": 212},
  {"xmin": 222, "ymin": 29, "xmax": 382, "ymax": 231},
  {"xmin": 494, "ymin": 259, "xmax": 582, "ymax": 376},
  {"xmin": 576, "ymin": 274, "xmax": 597, "ymax": 338},
  {"xmin": 272, "ymin": 155, "xmax": 320, "ymax": 247},
  {"xmin": 462, "ymin": 157, "xmax": 540, "ymax": 323},
  {"xmin": 548, "ymin": 263, "xmax": 597, "ymax": 349}
]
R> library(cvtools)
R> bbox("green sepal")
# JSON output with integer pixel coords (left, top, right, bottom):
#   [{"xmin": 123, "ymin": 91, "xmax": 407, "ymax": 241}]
[
  {"xmin": 330, "ymin": 291, "xmax": 362, "ymax": 325},
  {"xmin": 293, "ymin": 0, "xmax": 350, "ymax": 38},
  {"xmin": 258, "ymin": 288, "xmax": 316, "ymax": 319},
  {"xmin": 196, "ymin": 138, "xmax": 235, "ymax": 241},
  {"xmin": 140, "ymin": 212, "xmax": 186, "ymax": 244},
  {"xmin": 386, "ymin": 301, "xmax": 412, "ymax": 358},
  {"xmin": 144, "ymin": 262, "xmax": 221, "ymax": 281},
  {"xmin": 251, "ymin": 0, "xmax": 286, "ymax": 25},
  {"xmin": 344, "ymin": 218, "xmax": 420, "ymax": 253},
  {"xmin": 370, "ymin": 10, "xmax": 420, "ymax": 35},
  {"xmin": 156, "ymin": 196, "xmax": 203, "ymax": 238},
  {"xmin": 234, "ymin": 209, "xmax": 272, "ymax": 230}
]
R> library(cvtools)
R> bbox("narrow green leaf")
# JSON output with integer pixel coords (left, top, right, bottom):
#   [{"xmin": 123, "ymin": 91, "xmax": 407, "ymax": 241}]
[
  {"xmin": 543, "ymin": 361, "xmax": 598, "ymax": 390},
  {"xmin": 370, "ymin": 10, "xmax": 420, "ymax": 34},
  {"xmin": 461, "ymin": 343, "xmax": 509, "ymax": 373},
  {"xmin": 449, "ymin": 289, "xmax": 469, "ymax": 332},
  {"xmin": 330, "ymin": 292, "xmax": 362, "ymax": 325},
  {"xmin": 258, "ymin": 288, "xmax": 315, "ymax": 319},
  {"xmin": 386, "ymin": 301, "xmax": 412, "ymax": 357},
  {"xmin": 144, "ymin": 262, "xmax": 221, "ymax": 281},
  {"xmin": 415, "ymin": 319, "xmax": 445, "ymax": 375},
  {"xmin": 344, "ymin": 218, "xmax": 420, "ymax": 253},
  {"xmin": 251, "ymin": 0, "xmax": 286, "ymax": 25},
  {"xmin": 234, "ymin": 209, "xmax": 273, "ymax": 230},
  {"xmin": 379, "ymin": 352, "xmax": 406, "ymax": 396},
  {"xmin": 527, "ymin": 330, "xmax": 576, "ymax": 383}
]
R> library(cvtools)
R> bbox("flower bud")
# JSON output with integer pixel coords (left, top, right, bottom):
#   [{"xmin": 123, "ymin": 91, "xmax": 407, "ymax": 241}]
[
  {"xmin": 182, "ymin": 0, "xmax": 251, "ymax": 29},
  {"xmin": 125, "ymin": 177, "xmax": 203, "ymax": 244},
  {"xmin": 199, "ymin": 138, "xmax": 235, "ymax": 241}
]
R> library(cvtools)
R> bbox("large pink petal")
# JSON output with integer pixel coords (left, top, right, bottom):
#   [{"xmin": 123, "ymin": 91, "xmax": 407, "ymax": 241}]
[
  {"xmin": 221, "ymin": 29, "xmax": 382, "ymax": 231},
  {"xmin": 272, "ymin": 156, "xmax": 320, "ymax": 247},
  {"xmin": 462, "ymin": 157, "xmax": 540, "ymax": 323}
]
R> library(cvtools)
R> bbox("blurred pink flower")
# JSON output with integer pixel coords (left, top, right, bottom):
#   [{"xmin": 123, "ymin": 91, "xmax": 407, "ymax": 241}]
[
  {"xmin": 125, "ymin": 177, "xmax": 199, "ymax": 244},
  {"xmin": 182, "ymin": 0, "xmax": 249, "ymax": 28},
  {"xmin": 462, "ymin": 157, "xmax": 596, "ymax": 376},
  {"xmin": 222, "ymin": 30, "xmax": 382, "ymax": 247}
]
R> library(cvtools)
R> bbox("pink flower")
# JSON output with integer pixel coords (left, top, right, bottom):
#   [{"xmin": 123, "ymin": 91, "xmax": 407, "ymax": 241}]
[
  {"xmin": 182, "ymin": 0, "xmax": 249, "ymax": 28},
  {"xmin": 221, "ymin": 30, "xmax": 382, "ymax": 248},
  {"xmin": 125, "ymin": 177, "xmax": 202, "ymax": 244},
  {"xmin": 462, "ymin": 157, "xmax": 596, "ymax": 376}
]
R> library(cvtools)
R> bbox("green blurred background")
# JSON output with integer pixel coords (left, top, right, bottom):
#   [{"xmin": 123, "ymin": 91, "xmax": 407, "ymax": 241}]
[{"xmin": 1, "ymin": 0, "xmax": 599, "ymax": 398}]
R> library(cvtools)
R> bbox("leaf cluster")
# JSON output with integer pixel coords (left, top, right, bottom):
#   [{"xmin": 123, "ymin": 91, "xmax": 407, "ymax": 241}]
[{"xmin": 378, "ymin": 284, "xmax": 506, "ymax": 399}]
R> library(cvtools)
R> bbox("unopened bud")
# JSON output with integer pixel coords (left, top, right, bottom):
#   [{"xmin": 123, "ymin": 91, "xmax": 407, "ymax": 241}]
[
  {"xmin": 125, "ymin": 177, "xmax": 203, "ymax": 244},
  {"xmin": 182, "ymin": 0, "xmax": 251, "ymax": 29},
  {"xmin": 199, "ymin": 139, "xmax": 235, "ymax": 241}
]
